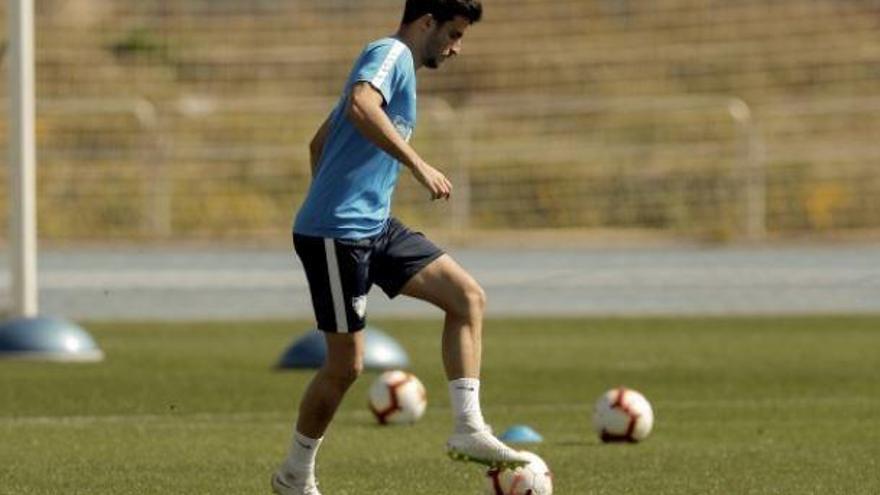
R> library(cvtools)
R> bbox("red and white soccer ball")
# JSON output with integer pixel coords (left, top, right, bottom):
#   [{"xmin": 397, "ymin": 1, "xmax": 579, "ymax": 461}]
[
  {"xmin": 485, "ymin": 451, "xmax": 553, "ymax": 495},
  {"xmin": 367, "ymin": 370, "xmax": 427, "ymax": 425},
  {"xmin": 592, "ymin": 387, "xmax": 654, "ymax": 443}
]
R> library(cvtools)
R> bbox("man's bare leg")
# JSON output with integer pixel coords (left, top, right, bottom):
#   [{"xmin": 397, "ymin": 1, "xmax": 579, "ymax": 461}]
[
  {"xmin": 275, "ymin": 332, "xmax": 365, "ymax": 493},
  {"xmin": 296, "ymin": 332, "xmax": 365, "ymax": 437},
  {"xmin": 401, "ymin": 254, "xmax": 528, "ymax": 468},
  {"xmin": 401, "ymin": 254, "xmax": 484, "ymax": 381}
]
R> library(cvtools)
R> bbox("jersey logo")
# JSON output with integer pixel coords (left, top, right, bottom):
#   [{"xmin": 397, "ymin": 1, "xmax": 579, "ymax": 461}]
[{"xmin": 392, "ymin": 114, "xmax": 413, "ymax": 142}]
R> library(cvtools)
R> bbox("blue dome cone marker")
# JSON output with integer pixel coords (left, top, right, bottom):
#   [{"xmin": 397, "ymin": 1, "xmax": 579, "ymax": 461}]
[
  {"xmin": 0, "ymin": 316, "xmax": 103, "ymax": 362},
  {"xmin": 276, "ymin": 329, "xmax": 326, "ymax": 369},
  {"xmin": 277, "ymin": 326, "xmax": 410, "ymax": 370},
  {"xmin": 500, "ymin": 425, "xmax": 544, "ymax": 444},
  {"xmin": 362, "ymin": 328, "xmax": 410, "ymax": 370}
]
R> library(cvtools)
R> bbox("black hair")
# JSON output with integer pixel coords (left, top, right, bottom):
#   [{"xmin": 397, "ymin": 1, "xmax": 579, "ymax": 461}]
[{"xmin": 401, "ymin": 0, "xmax": 482, "ymax": 26}]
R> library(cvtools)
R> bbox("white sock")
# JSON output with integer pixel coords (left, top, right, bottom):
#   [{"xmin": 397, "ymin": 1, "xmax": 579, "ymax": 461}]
[
  {"xmin": 282, "ymin": 431, "xmax": 322, "ymax": 479},
  {"xmin": 449, "ymin": 378, "xmax": 486, "ymax": 434}
]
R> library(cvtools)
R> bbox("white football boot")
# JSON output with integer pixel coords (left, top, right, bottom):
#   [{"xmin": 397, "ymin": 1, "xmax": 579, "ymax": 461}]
[
  {"xmin": 446, "ymin": 426, "xmax": 531, "ymax": 469},
  {"xmin": 271, "ymin": 471, "xmax": 321, "ymax": 495}
]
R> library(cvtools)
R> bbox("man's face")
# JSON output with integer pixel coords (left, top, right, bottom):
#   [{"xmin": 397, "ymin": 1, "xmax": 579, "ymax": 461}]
[{"xmin": 423, "ymin": 16, "xmax": 471, "ymax": 69}]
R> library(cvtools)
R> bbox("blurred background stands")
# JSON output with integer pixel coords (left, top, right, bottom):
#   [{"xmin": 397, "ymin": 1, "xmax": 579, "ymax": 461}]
[{"xmin": 0, "ymin": 0, "xmax": 877, "ymax": 244}]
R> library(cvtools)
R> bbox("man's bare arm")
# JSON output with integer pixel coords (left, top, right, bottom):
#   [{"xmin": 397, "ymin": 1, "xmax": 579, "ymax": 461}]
[
  {"xmin": 309, "ymin": 114, "xmax": 332, "ymax": 177},
  {"xmin": 347, "ymin": 82, "xmax": 452, "ymax": 200}
]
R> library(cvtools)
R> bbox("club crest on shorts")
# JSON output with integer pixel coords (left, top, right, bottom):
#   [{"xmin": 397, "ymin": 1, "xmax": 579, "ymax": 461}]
[{"xmin": 352, "ymin": 295, "xmax": 367, "ymax": 319}]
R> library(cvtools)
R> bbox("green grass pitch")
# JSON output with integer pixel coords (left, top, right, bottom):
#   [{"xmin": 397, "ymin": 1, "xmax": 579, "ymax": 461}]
[{"xmin": 1, "ymin": 317, "xmax": 878, "ymax": 494}]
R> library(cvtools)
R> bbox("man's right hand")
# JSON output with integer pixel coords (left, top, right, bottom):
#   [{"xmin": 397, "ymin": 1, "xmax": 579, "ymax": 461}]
[{"xmin": 410, "ymin": 161, "xmax": 453, "ymax": 201}]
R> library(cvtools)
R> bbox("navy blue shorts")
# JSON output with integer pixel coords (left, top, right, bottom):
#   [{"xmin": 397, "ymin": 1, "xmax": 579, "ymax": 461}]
[{"xmin": 293, "ymin": 218, "xmax": 444, "ymax": 333}]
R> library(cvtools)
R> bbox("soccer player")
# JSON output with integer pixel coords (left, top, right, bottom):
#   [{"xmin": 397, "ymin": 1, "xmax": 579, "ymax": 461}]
[{"xmin": 272, "ymin": 1, "xmax": 530, "ymax": 494}]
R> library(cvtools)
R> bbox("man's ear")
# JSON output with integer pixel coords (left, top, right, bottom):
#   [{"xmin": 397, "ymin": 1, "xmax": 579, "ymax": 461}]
[{"xmin": 420, "ymin": 13, "xmax": 435, "ymax": 30}]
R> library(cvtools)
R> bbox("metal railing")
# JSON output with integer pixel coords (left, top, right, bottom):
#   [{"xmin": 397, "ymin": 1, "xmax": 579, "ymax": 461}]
[{"xmin": 2, "ymin": 95, "xmax": 879, "ymax": 242}]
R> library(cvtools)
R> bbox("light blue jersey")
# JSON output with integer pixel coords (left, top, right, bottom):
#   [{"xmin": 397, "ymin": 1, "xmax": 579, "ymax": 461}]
[{"xmin": 294, "ymin": 37, "xmax": 417, "ymax": 239}]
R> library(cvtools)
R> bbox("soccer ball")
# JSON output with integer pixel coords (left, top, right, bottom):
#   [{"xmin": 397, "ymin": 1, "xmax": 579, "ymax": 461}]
[
  {"xmin": 485, "ymin": 451, "xmax": 553, "ymax": 495},
  {"xmin": 367, "ymin": 370, "xmax": 427, "ymax": 425},
  {"xmin": 592, "ymin": 387, "xmax": 654, "ymax": 442}
]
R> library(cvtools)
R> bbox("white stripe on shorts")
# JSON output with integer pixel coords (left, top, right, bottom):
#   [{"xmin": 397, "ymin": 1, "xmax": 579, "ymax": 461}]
[{"xmin": 323, "ymin": 238, "xmax": 349, "ymax": 333}]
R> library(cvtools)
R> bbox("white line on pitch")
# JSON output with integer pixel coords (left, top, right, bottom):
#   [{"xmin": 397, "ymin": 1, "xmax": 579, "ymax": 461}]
[{"xmin": 2, "ymin": 396, "xmax": 876, "ymax": 426}]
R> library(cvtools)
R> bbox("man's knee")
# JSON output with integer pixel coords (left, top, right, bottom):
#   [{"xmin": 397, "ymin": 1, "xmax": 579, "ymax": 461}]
[
  {"xmin": 323, "ymin": 333, "xmax": 365, "ymax": 387},
  {"xmin": 323, "ymin": 358, "xmax": 364, "ymax": 387},
  {"xmin": 468, "ymin": 283, "xmax": 487, "ymax": 312},
  {"xmin": 450, "ymin": 282, "xmax": 486, "ymax": 319}
]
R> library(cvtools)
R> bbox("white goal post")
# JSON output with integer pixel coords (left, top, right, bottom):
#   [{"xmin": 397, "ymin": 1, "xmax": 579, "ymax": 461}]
[{"xmin": 7, "ymin": 0, "xmax": 38, "ymax": 317}]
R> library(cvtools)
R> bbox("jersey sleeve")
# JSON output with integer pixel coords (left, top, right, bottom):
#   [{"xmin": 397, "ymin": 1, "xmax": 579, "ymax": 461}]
[{"xmin": 352, "ymin": 41, "xmax": 412, "ymax": 105}]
